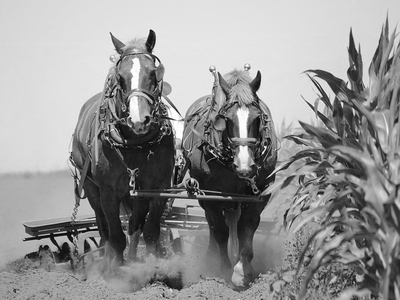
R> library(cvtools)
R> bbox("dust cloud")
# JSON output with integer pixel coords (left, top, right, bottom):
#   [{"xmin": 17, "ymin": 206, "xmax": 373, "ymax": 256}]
[{"xmin": 80, "ymin": 229, "xmax": 285, "ymax": 293}]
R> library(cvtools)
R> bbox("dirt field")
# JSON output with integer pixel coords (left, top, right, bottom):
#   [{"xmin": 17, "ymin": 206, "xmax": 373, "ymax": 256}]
[
  {"xmin": 0, "ymin": 225, "xmax": 288, "ymax": 299},
  {"xmin": 0, "ymin": 252, "xmax": 292, "ymax": 300},
  {"xmin": 0, "ymin": 170, "xmax": 290, "ymax": 299}
]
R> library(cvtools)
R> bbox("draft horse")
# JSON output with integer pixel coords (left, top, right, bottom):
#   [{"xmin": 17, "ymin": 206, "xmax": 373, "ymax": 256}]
[
  {"xmin": 182, "ymin": 65, "xmax": 278, "ymax": 288},
  {"xmin": 70, "ymin": 30, "xmax": 175, "ymax": 272}
]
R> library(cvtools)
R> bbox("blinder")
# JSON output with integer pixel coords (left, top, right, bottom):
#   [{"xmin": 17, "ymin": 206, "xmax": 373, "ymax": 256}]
[
  {"xmin": 212, "ymin": 101, "xmax": 241, "ymax": 132},
  {"xmin": 214, "ymin": 101, "xmax": 272, "ymax": 163},
  {"xmin": 213, "ymin": 114, "xmax": 226, "ymax": 131}
]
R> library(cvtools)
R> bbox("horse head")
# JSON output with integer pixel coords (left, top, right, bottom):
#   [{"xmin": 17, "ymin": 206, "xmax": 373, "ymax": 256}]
[
  {"xmin": 107, "ymin": 30, "xmax": 165, "ymax": 137},
  {"xmin": 213, "ymin": 68, "xmax": 268, "ymax": 179}
]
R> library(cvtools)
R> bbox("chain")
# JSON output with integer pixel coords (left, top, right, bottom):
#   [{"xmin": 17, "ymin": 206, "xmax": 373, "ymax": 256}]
[
  {"xmin": 246, "ymin": 176, "xmax": 260, "ymax": 195},
  {"xmin": 161, "ymin": 198, "xmax": 174, "ymax": 221},
  {"xmin": 70, "ymin": 196, "xmax": 81, "ymax": 269},
  {"xmin": 71, "ymin": 200, "xmax": 80, "ymax": 224},
  {"xmin": 159, "ymin": 121, "xmax": 172, "ymax": 137}
]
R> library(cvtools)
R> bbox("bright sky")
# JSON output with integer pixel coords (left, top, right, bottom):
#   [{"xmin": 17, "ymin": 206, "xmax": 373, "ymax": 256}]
[{"xmin": 1, "ymin": 0, "xmax": 400, "ymax": 174}]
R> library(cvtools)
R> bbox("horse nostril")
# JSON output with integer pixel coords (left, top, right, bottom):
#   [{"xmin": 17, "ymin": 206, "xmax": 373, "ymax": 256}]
[
  {"xmin": 143, "ymin": 115, "xmax": 151, "ymax": 125},
  {"xmin": 127, "ymin": 116, "xmax": 134, "ymax": 127}
]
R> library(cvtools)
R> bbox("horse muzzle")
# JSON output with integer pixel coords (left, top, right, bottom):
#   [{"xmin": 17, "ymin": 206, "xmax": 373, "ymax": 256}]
[
  {"xmin": 126, "ymin": 115, "xmax": 153, "ymax": 135},
  {"xmin": 233, "ymin": 151, "xmax": 257, "ymax": 179},
  {"xmin": 233, "ymin": 162, "xmax": 258, "ymax": 179}
]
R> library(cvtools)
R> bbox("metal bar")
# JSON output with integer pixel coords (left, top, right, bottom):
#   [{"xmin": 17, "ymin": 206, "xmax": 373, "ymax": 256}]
[
  {"xmin": 165, "ymin": 220, "xmax": 208, "ymax": 226},
  {"xmin": 22, "ymin": 228, "xmax": 98, "ymax": 242},
  {"xmin": 138, "ymin": 188, "xmax": 253, "ymax": 197},
  {"xmin": 130, "ymin": 191, "xmax": 262, "ymax": 202}
]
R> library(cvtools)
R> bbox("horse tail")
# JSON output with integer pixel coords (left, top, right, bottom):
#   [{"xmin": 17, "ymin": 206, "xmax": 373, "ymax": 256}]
[{"xmin": 225, "ymin": 208, "xmax": 241, "ymax": 263}]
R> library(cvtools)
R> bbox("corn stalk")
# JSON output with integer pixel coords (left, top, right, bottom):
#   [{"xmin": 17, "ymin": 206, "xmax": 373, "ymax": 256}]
[{"xmin": 267, "ymin": 19, "xmax": 400, "ymax": 300}]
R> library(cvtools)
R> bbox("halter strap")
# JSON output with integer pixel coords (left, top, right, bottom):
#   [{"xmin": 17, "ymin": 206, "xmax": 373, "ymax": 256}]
[
  {"xmin": 229, "ymin": 137, "xmax": 258, "ymax": 147},
  {"xmin": 117, "ymin": 51, "xmax": 161, "ymax": 66},
  {"xmin": 129, "ymin": 89, "xmax": 156, "ymax": 104}
]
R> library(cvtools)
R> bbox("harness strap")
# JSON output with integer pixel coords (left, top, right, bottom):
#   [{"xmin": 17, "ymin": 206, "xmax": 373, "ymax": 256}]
[
  {"xmin": 184, "ymin": 119, "xmax": 230, "ymax": 168},
  {"xmin": 104, "ymin": 135, "xmax": 139, "ymax": 194},
  {"xmin": 163, "ymin": 94, "xmax": 183, "ymax": 119},
  {"xmin": 75, "ymin": 157, "xmax": 91, "ymax": 202}
]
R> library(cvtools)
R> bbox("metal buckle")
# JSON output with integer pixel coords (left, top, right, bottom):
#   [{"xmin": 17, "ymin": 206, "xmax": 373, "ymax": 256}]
[{"xmin": 128, "ymin": 168, "xmax": 139, "ymax": 191}]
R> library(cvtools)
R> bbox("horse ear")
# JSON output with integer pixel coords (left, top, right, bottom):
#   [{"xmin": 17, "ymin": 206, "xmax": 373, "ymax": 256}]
[
  {"xmin": 213, "ymin": 114, "xmax": 226, "ymax": 132},
  {"xmin": 250, "ymin": 70, "xmax": 261, "ymax": 92},
  {"xmin": 155, "ymin": 63, "xmax": 165, "ymax": 82},
  {"xmin": 217, "ymin": 72, "xmax": 230, "ymax": 97},
  {"xmin": 146, "ymin": 29, "xmax": 156, "ymax": 53},
  {"xmin": 110, "ymin": 32, "xmax": 125, "ymax": 55}
]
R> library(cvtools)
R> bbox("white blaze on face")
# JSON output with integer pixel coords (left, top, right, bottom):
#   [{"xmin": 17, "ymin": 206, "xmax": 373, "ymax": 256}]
[
  {"xmin": 128, "ymin": 57, "xmax": 141, "ymax": 123},
  {"xmin": 237, "ymin": 107, "xmax": 250, "ymax": 169}
]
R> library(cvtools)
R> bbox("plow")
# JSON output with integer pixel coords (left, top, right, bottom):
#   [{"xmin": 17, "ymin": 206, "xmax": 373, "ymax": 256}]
[{"xmin": 22, "ymin": 181, "xmax": 277, "ymax": 264}]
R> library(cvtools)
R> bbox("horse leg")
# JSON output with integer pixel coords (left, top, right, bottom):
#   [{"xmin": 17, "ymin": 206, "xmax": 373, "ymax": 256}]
[
  {"xmin": 225, "ymin": 209, "xmax": 241, "ymax": 263},
  {"xmin": 205, "ymin": 206, "xmax": 232, "ymax": 281},
  {"xmin": 127, "ymin": 199, "xmax": 149, "ymax": 262},
  {"xmin": 142, "ymin": 198, "xmax": 167, "ymax": 256},
  {"xmin": 100, "ymin": 188, "xmax": 126, "ymax": 268},
  {"xmin": 84, "ymin": 180, "xmax": 108, "ymax": 252},
  {"xmin": 204, "ymin": 210, "xmax": 218, "ymax": 255},
  {"xmin": 231, "ymin": 205, "xmax": 260, "ymax": 288}
]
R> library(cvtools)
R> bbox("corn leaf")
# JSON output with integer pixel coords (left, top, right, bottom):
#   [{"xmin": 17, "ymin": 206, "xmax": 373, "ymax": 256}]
[
  {"xmin": 304, "ymin": 72, "xmax": 333, "ymax": 110},
  {"xmin": 302, "ymin": 97, "xmax": 333, "ymax": 130},
  {"xmin": 299, "ymin": 121, "xmax": 340, "ymax": 149},
  {"xmin": 306, "ymin": 69, "xmax": 357, "ymax": 101}
]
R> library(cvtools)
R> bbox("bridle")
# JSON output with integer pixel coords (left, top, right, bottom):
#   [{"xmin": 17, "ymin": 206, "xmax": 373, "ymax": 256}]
[
  {"xmin": 213, "ymin": 102, "xmax": 274, "ymax": 194},
  {"xmin": 99, "ymin": 50, "xmax": 172, "ymax": 148},
  {"xmin": 184, "ymin": 64, "xmax": 277, "ymax": 194},
  {"xmin": 111, "ymin": 51, "xmax": 165, "ymax": 120},
  {"xmin": 218, "ymin": 100, "xmax": 268, "ymax": 159}
]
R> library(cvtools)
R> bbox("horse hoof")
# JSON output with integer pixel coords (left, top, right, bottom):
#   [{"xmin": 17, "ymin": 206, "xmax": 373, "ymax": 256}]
[
  {"xmin": 231, "ymin": 260, "xmax": 245, "ymax": 287},
  {"xmin": 227, "ymin": 280, "xmax": 247, "ymax": 292}
]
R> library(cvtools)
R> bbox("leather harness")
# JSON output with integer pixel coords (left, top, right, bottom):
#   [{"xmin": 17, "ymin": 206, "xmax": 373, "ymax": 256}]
[
  {"xmin": 183, "ymin": 87, "xmax": 277, "ymax": 195},
  {"xmin": 70, "ymin": 50, "xmax": 178, "ymax": 204}
]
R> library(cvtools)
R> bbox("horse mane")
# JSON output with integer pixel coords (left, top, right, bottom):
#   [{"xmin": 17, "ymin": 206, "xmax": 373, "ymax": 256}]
[
  {"xmin": 223, "ymin": 70, "xmax": 255, "ymax": 106},
  {"xmin": 123, "ymin": 38, "xmax": 150, "ymax": 54}
]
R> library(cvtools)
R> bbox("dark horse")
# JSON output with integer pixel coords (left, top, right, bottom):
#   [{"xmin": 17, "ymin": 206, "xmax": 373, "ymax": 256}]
[
  {"xmin": 182, "ymin": 65, "xmax": 278, "ymax": 288},
  {"xmin": 70, "ymin": 30, "xmax": 175, "ymax": 272}
]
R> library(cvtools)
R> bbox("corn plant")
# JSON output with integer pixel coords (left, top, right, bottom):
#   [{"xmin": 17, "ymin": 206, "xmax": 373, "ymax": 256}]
[{"xmin": 267, "ymin": 19, "xmax": 400, "ymax": 300}]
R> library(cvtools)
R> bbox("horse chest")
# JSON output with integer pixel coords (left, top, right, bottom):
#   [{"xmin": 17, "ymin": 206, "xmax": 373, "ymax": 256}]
[{"xmin": 191, "ymin": 162, "xmax": 248, "ymax": 193}]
